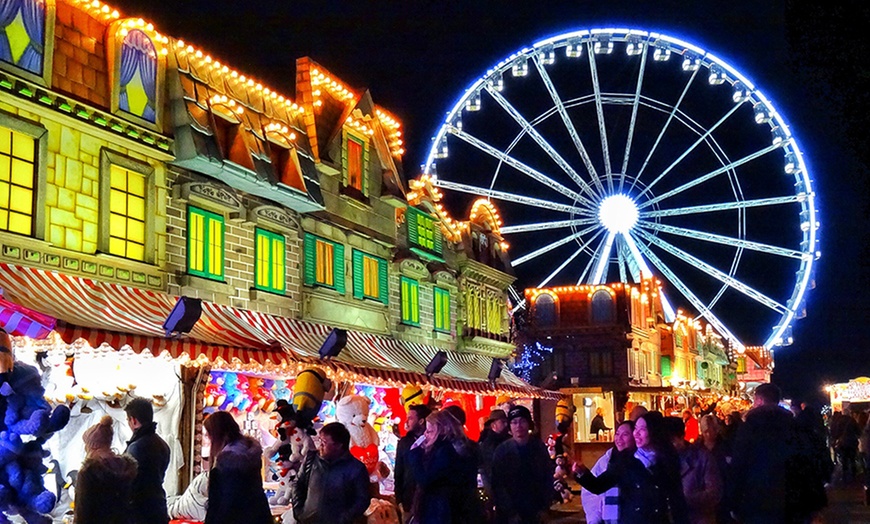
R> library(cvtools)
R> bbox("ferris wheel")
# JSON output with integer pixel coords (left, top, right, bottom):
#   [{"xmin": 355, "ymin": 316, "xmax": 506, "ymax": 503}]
[{"xmin": 422, "ymin": 28, "xmax": 819, "ymax": 350}]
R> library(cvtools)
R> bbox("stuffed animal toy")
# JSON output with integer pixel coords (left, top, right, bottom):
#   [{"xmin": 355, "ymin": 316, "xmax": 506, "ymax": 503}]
[
  {"xmin": 291, "ymin": 368, "xmax": 331, "ymax": 430},
  {"xmin": 268, "ymin": 444, "xmax": 295, "ymax": 506},
  {"xmin": 399, "ymin": 385, "xmax": 423, "ymax": 413},
  {"xmin": 272, "ymin": 379, "xmax": 291, "ymax": 402},
  {"xmin": 336, "ymin": 395, "xmax": 383, "ymax": 478},
  {"xmin": 553, "ymin": 455, "xmax": 573, "ymax": 504},
  {"xmin": 0, "ymin": 361, "xmax": 69, "ymax": 524},
  {"xmin": 218, "ymin": 373, "xmax": 245, "ymax": 412}
]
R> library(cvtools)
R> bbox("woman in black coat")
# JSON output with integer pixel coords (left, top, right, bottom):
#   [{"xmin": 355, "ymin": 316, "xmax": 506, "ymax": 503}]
[
  {"xmin": 574, "ymin": 411, "xmax": 689, "ymax": 524},
  {"xmin": 407, "ymin": 409, "xmax": 478, "ymax": 524},
  {"xmin": 75, "ymin": 415, "xmax": 138, "ymax": 524},
  {"xmin": 203, "ymin": 410, "xmax": 273, "ymax": 524}
]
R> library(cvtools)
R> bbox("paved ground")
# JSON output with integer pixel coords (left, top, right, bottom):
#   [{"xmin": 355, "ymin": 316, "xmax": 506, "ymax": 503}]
[{"xmin": 545, "ymin": 475, "xmax": 870, "ymax": 523}]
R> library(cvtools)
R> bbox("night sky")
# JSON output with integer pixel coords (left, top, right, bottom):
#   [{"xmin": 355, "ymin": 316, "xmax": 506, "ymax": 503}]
[{"xmin": 111, "ymin": 0, "xmax": 870, "ymax": 403}]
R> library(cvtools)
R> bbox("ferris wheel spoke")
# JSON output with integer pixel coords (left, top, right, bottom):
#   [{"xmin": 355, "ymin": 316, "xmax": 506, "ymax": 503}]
[
  {"xmin": 641, "ymin": 194, "xmax": 806, "ymax": 218},
  {"xmin": 538, "ymin": 230, "xmax": 605, "ymax": 288},
  {"xmin": 500, "ymin": 217, "xmax": 597, "ymax": 234},
  {"xmin": 580, "ymin": 234, "xmax": 610, "ymax": 284},
  {"xmin": 587, "ymin": 44, "xmax": 613, "ymax": 190},
  {"xmin": 639, "ymin": 142, "xmax": 784, "ymax": 210},
  {"xmin": 485, "ymin": 86, "xmax": 599, "ymax": 201},
  {"xmin": 638, "ymin": 220, "xmax": 807, "ymax": 259},
  {"xmin": 432, "ymin": 178, "xmax": 592, "ymax": 215},
  {"xmin": 627, "ymin": 69, "xmax": 699, "ymax": 195},
  {"xmin": 637, "ymin": 102, "xmax": 744, "ymax": 200},
  {"xmin": 635, "ymin": 229, "xmax": 788, "ymax": 314},
  {"xmin": 617, "ymin": 237, "xmax": 629, "ymax": 283},
  {"xmin": 532, "ymin": 54, "xmax": 604, "ymax": 195},
  {"xmin": 591, "ymin": 231, "xmax": 617, "ymax": 284},
  {"xmin": 620, "ymin": 43, "xmax": 649, "ymax": 190},
  {"xmin": 513, "ymin": 225, "xmax": 599, "ymax": 266},
  {"xmin": 445, "ymin": 125, "xmax": 595, "ymax": 207},
  {"xmin": 630, "ymin": 234, "xmax": 741, "ymax": 346}
]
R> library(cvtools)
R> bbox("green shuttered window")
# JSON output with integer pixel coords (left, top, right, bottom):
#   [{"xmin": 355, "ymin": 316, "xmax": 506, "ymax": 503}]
[
  {"xmin": 406, "ymin": 207, "xmax": 442, "ymax": 255},
  {"xmin": 303, "ymin": 232, "xmax": 345, "ymax": 294},
  {"xmin": 401, "ymin": 276, "xmax": 420, "ymax": 326},
  {"xmin": 352, "ymin": 249, "xmax": 388, "ymax": 304},
  {"xmin": 255, "ymin": 228, "xmax": 285, "ymax": 294},
  {"xmin": 434, "ymin": 287, "xmax": 450, "ymax": 333},
  {"xmin": 187, "ymin": 206, "xmax": 224, "ymax": 280}
]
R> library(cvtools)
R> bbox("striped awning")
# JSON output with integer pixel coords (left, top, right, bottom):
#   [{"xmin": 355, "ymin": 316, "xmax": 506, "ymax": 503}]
[
  {"xmin": 0, "ymin": 295, "xmax": 55, "ymax": 339},
  {"xmin": 0, "ymin": 264, "xmax": 558, "ymax": 399}
]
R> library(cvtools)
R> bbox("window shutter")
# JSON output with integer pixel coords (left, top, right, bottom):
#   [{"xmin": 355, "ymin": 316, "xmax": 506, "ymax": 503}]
[
  {"xmin": 303, "ymin": 233, "xmax": 316, "ymax": 286},
  {"xmin": 406, "ymin": 208, "xmax": 418, "ymax": 246},
  {"xmin": 378, "ymin": 258, "xmax": 389, "ymax": 305},
  {"xmin": 433, "ymin": 223, "xmax": 443, "ymax": 254},
  {"xmin": 661, "ymin": 356, "xmax": 671, "ymax": 376},
  {"xmin": 333, "ymin": 243, "xmax": 345, "ymax": 295},
  {"xmin": 352, "ymin": 250, "xmax": 364, "ymax": 299},
  {"xmin": 362, "ymin": 142, "xmax": 370, "ymax": 196}
]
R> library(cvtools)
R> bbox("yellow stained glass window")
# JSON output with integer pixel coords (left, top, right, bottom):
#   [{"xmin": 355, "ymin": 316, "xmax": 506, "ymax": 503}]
[
  {"xmin": 0, "ymin": 127, "xmax": 34, "ymax": 236},
  {"xmin": 401, "ymin": 277, "xmax": 420, "ymax": 326},
  {"xmin": 108, "ymin": 165, "xmax": 146, "ymax": 261}
]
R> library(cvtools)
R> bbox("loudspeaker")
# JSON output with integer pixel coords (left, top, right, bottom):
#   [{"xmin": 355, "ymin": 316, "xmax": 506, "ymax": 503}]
[
  {"xmin": 488, "ymin": 358, "xmax": 504, "ymax": 382},
  {"xmin": 319, "ymin": 328, "xmax": 347, "ymax": 359},
  {"xmin": 425, "ymin": 351, "xmax": 448, "ymax": 378},
  {"xmin": 163, "ymin": 296, "xmax": 202, "ymax": 338}
]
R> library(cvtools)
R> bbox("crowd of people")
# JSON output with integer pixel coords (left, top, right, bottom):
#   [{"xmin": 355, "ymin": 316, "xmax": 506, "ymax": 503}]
[
  {"xmin": 71, "ymin": 381, "xmax": 852, "ymax": 524},
  {"xmin": 576, "ymin": 383, "xmax": 834, "ymax": 524}
]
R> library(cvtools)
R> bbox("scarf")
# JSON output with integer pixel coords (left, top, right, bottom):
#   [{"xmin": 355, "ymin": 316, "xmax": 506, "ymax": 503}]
[{"xmin": 635, "ymin": 447, "xmax": 657, "ymax": 469}]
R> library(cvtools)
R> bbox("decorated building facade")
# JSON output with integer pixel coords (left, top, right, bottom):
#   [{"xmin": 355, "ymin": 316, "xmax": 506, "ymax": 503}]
[
  {"xmin": 0, "ymin": 0, "xmax": 553, "ymax": 502},
  {"xmin": 520, "ymin": 277, "xmax": 737, "ymax": 444}
]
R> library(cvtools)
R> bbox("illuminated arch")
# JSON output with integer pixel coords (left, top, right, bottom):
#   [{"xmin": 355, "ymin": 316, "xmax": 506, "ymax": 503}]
[
  {"xmin": 468, "ymin": 198, "xmax": 502, "ymax": 235},
  {"xmin": 590, "ymin": 288, "xmax": 615, "ymax": 325},
  {"xmin": 532, "ymin": 291, "xmax": 558, "ymax": 327}
]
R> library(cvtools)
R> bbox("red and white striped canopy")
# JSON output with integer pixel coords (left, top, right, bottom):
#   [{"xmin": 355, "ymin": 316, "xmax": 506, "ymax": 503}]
[{"xmin": 0, "ymin": 264, "xmax": 558, "ymax": 399}]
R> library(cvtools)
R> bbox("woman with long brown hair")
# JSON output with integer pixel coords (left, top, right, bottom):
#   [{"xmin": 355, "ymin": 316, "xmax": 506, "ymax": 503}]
[
  {"xmin": 407, "ymin": 409, "xmax": 478, "ymax": 524},
  {"xmin": 203, "ymin": 410, "xmax": 272, "ymax": 524}
]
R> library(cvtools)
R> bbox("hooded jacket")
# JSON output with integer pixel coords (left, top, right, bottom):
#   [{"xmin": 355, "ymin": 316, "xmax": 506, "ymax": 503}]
[
  {"xmin": 205, "ymin": 436, "xmax": 272, "ymax": 524},
  {"xmin": 74, "ymin": 452, "xmax": 138, "ymax": 524},
  {"xmin": 124, "ymin": 422, "xmax": 170, "ymax": 524}
]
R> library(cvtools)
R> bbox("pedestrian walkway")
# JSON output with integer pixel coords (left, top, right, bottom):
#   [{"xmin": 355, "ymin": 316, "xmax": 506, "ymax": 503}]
[{"xmin": 819, "ymin": 479, "xmax": 870, "ymax": 523}]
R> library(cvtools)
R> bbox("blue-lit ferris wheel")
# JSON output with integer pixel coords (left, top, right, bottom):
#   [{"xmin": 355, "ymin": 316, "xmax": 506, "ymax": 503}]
[{"xmin": 423, "ymin": 28, "xmax": 819, "ymax": 350}]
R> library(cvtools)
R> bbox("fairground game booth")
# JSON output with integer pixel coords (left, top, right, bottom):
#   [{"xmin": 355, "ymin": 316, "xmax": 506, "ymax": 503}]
[{"xmin": 0, "ymin": 265, "xmax": 558, "ymax": 521}]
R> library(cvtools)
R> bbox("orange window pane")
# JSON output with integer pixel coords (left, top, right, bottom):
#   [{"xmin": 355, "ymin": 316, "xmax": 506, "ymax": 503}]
[{"xmin": 347, "ymin": 138, "xmax": 363, "ymax": 190}]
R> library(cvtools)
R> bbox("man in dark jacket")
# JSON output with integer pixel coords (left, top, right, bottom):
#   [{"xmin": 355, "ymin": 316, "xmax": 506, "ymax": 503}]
[
  {"xmin": 124, "ymin": 398, "xmax": 171, "ymax": 524},
  {"xmin": 293, "ymin": 422, "xmax": 371, "ymax": 524},
  {"xmin": 395, "ymin": 404, "xmax": 431, "ymax": 522},
  {"xmin": 479, "ymin": 409, "xmax": 509, "ymax": 494},
  {"xmin": 492, "ymin": 406, "xmax": 553, "ymax": 524},
  {"xmin": 729, "ymin": 383, "xmax": 827, "ymax": 524}
]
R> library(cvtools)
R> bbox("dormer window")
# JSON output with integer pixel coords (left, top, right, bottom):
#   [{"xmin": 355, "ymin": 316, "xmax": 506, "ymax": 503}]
[
  {"xmin": 109, "ymin": 20, "xmax": 164, "ymax": 129},
  {"xmin": 341, "ymin": 128, "xmax": 369, "ymax": 200},
  {"xmin": 407, "ymin": 207, "xmax": 443, "ymax": 260},
  {"xmin": 0, "ymin": 0, "xmax": 54, "ymax": 84},
  {"xmin": 118, "ymin": 30, "xmax": 157, "ymax": 123}
]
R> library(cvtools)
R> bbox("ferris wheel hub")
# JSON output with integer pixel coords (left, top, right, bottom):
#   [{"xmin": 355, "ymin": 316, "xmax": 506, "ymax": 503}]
[{"xmin": 598, "ymin": 194, "xmax": 638, "ymax": 234}]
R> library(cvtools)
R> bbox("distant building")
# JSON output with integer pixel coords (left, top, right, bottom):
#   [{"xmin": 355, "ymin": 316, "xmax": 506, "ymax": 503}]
[{"xmin": 520, "ymin": 277, "xmax": 737, "ymax": 444}]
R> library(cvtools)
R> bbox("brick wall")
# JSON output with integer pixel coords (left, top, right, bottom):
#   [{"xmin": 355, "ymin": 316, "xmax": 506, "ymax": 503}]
[{"xmin": 53, "ymin": 1, "xmax": 109, "ymax": 108}]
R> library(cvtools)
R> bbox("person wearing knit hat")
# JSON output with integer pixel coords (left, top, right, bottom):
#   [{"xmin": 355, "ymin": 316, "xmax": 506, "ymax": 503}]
[
  {"xmin": 492, "ymin": 405, "xmax": 553, "ymax": 523},
  {"xmin": 75, "ymin": 416, "xmax": 138, "ymax": 524},
  {"xmin": 82, "ymin": 415, "xmax": 114, "ymax": 454}
]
